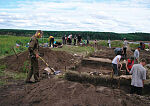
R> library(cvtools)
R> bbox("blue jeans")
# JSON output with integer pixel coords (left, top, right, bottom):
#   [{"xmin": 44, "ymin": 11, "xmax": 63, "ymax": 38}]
[{"xmin": 112, "ymin": 63, "xmax": 118, "ymax": 76}]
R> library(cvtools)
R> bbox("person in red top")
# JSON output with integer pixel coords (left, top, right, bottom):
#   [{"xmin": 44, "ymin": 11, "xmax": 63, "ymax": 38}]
[{"xmin": 126, "ymin": 56, "xmax": 134, "ymax": 75}]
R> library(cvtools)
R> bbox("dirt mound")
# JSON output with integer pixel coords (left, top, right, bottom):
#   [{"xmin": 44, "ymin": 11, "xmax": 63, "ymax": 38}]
[
  {"xmin": 0, "ymin": 47, "xmax": 76, "ymax": 72},
  {"xmin": 0, "ymin": 51, "xmax": 29, "ymax": 72},
  {"xmin": 38, "ymin": 48, "xmax": 76, "ymax": 71},
  {"xmin": 0, "ymin": 78, "xmax": 149, "ymax": 106},
  {"xmin": 140, "ymin": 50, "xmax": 150, "ymax": 63}
]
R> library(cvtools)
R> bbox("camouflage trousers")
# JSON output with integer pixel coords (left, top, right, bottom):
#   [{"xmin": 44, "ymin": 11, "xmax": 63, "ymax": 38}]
[{"xmin": 26, "ymin": 57, "xmax": 39, "ymax": 82}]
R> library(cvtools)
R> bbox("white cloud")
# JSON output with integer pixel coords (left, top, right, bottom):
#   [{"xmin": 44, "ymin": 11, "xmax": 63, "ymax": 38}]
[{"xmin": 0, "ymin": 0, "xmax": 150, "ymax": 33}]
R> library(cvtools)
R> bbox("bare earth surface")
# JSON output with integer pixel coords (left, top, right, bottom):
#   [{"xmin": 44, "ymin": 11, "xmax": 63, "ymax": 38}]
[{"xmin": 0, "ymin": 46, "xmax": 150, "ymax": 106}]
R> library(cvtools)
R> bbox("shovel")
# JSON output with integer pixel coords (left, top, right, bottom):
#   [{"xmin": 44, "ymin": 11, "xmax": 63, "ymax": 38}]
[{"xmin": 39, "ymin": 56, "xmax": 55, "ymax": 77}]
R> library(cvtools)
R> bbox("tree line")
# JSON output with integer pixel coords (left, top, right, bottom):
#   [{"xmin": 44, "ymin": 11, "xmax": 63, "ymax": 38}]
[{"xmin": 0, "ymin": 29, "xmax": 150, "ymax": 41}]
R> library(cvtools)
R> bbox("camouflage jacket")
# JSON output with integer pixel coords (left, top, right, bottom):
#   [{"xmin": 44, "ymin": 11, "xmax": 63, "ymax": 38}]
[{"xmin": 28, "ymin": 35, "xmax": 39, "ymax": 57}]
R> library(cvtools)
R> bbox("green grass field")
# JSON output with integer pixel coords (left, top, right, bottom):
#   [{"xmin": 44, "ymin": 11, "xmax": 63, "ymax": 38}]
[
  {"xmin": 1, "ymin": 35, "xmax": 147, "ymax": 58},
  {"xmin": 0, "ymin": 35, "xmax": 30, "ymax": 57},
  {"xmin": 0, "ymin": 35, "xmax": 50, "ymax": 58}
]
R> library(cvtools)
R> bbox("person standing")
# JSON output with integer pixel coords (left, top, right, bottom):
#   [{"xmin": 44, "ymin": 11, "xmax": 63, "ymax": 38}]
[
  {"xmin": 62, "ymin": 35, "xmax": 65, "ymax": 45},
  {"xmin": 68, "ymin": 34, "xmax": 72, "ymax": 45},
  {"xmin": 25, "ymin": 30, "xmax": 43, "ymax": 83},
  {"xmin": 94, "ymin": 40, "xmax": 97, "ymax": 50},
  {"xmin": 87, "ymin": 36, "xmax": 90, "ymax": 46},
  {"xmin": 112, "ymin": 52, "xmax": 122, "ymax": 76},
  {"xmin": 130, "ymin": 58, "xmax": 147, "ymax": 95},
  {"xmin": 108, "ymin": 39, "xmax": 111, "ymax": 48},
  {"xmin": 123, "ymin": 38, "xmax": 128, "ymax": 59},
  {"xmin": 77, "ymin": 35, "xmax": 82, "ymax": 45},
  {"xmin": 74, "ymin": 35, "xmax": 77, "ymax": 45},
  {"xmin": 134, "ymin": 47, "xmax": 140, "ymax": 64}
]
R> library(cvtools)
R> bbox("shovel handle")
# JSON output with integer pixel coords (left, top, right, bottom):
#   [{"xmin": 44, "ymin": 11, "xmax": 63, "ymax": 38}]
[
  {"xmin": 39, "ymin": 56, "xmax": 49, "ymax": 67},
  {"xmin": 39, "ymin": 56, "xmax": 55, "ymax": 73}
]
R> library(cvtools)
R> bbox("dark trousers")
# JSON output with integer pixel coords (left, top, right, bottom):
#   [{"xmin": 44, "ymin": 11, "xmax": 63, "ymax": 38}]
[
  {"xmin": 112, "ymin": 64, "xmax": 118, "ymax": 76},
  {"xmin": 68, "ymin": 38, "xmax": 72, "ymax": 45},
  {"xmin": 62, "ymin": 39, "xmax": 65, "ymax": 44},
  {"xmin": 26, "ymin": 57, "xmax": 39, "ymax": 82},
  {"xmin": 107, "ymin": 43, "xmax": 109, "ymax": 47},
  {"xmin": 123, "ymin": 47, "xmax": 127, "ymax": 59},
  {"xmin": 130, "ymin": 85, "xmax": 142, "ymax": 95},
  {"xmin": 49, "ymin": 38, "xmax": 54, "ymax": 47},
  {"xmin": 74, "ymin": 39, "xmax": 76, "ymax": 45}
]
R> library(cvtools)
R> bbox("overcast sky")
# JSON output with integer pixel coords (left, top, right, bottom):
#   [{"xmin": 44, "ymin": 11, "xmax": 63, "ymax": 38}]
[{"xmin": 0, "ymin": 0, "xmax": 150, "ymax": 33}]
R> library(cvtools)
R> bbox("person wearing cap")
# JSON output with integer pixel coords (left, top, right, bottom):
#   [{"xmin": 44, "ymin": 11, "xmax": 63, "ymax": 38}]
[
  {"xmin": 126, "ymin": 56, "xmax": 134, "ymax": 75},
  {"xmin": 134, "ymin": 46, "xmax": 140, "ymax": 64},
  {"xmin": 130, "ymin": 58, "xmax": 147, "ymax": 95},
  {"xmin": 26, "ymin": 30, "xmax": 43, "ymax": 83}
]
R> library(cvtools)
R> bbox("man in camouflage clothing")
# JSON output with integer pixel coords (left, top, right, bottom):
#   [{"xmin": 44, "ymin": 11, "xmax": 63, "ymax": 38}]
[{"xmin": 25, "ymin": 30, "xmax": 43, "ymax": 83}]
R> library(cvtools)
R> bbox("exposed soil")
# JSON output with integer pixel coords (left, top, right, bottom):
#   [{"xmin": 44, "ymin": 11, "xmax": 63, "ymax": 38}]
[
  {"xmin": 0, "ymin": 46, "xmax": 150, "ymax": 106},
  {"xmin": 0, "ymin": 78, "xmax": 150, "ymax": 106},
  {"xmin": 0, "ymin": 47, "xmax": 77, "ymax": 73}
]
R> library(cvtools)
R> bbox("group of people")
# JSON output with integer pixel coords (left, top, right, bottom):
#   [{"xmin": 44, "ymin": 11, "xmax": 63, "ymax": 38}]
[
  {"xmin": 26, "ymin": 31, "xmax": 148, "ymax": 95},
  {"xmin": 112, "ymin": 39, "xmax": 147, "ymax": 95},
  {"xmin": 62, "ymin": 34, "xmax": 83, "ymax": 45}
]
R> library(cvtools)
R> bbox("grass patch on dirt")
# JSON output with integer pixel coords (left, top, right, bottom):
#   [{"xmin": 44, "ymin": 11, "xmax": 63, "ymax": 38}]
[
  {"xmin": 0, "ymin": 80, "xmax": 6, "ymax": 85},
  {"xmin": 111, "ymin": 40, "xmax": 123, "ymax": 48},
  {"xmin": 13, "ymin": 72, "xmax": 27, "ymax": 80},
  {"xmin": 0, "ymin": 64, "xmax": 26, "ymax": 86},
  {"xmin": 129, "ymin": 43, "xmax": 139, "ymax": 49},
  {"xmin": 52, "ymin": 45, "xmax": 94, "ymax": 56},
  {"xmin": 0, "ymin": 65, "xmax": 6, "ymax": 76},
  {"xmin": 4, "ymin": 71, "xmax": 26, "ymax": 80}
]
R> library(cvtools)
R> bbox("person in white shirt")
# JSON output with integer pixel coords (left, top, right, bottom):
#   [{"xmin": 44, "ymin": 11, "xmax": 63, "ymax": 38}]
[
  {"xmin": 130, "ymin": 58, "xmax": 147, "ymax": 95},
  {"xmin": 134, "ymin": 47, "xmax": 140, "ymax": 64},
  {"xmin": 107, "ymin": 39, "xmax": 111, "ymax": 48},
  {"xmin": 68, "ymin": 34, "xmax": 72, "ymax": 45},
  {"xmin": 123, "ymin": 38, "xmax": 128, "ymax": 59},
  {"xmin": 112, "ymin": 52, "xmax": 122, "ymax": 76}
]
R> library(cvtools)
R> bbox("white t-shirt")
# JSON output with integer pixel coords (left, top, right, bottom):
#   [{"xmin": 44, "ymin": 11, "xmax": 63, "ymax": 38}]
[
  {"xmin": 112, "ymin": 55, "xmax": 121, "ymax": 64},
  {"xmin": 68, "ymin": 35, "xmax": 72, "ymax": 39},
  {"xmin": 123, "ymin": 40, "xmax": 128, "ymax": 48},
  {"xmin": 134, "ymin": 49, "xmax": 139, "ymax": 59},
  {"xmin": 130, "ymin": 64, "xmax": 146, "ymax": 87}
]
